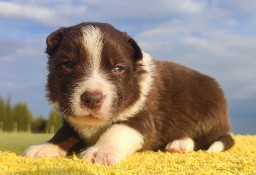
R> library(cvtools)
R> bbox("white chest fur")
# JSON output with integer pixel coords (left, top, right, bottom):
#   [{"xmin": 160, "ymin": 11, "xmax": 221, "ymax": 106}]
[{"xmin": 67, "ymin": 118, "xmax": 110, "ymax": 145}]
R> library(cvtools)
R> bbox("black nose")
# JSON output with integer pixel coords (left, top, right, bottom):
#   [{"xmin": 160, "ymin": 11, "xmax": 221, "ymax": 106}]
[{"xmin": 80, "ymin": 91, "xmax": 103, "ymax": 109}]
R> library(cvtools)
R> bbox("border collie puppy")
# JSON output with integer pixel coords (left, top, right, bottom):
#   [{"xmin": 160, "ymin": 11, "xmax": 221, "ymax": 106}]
[{"xmin": 24, "ymin": 22, "xmax": 234, "ymax": 165}]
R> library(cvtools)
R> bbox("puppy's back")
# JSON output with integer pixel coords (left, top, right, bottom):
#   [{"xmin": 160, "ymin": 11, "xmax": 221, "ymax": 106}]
[{"xmin": 148, "ymin": 60, "xmax": 231, "ymax": 150}]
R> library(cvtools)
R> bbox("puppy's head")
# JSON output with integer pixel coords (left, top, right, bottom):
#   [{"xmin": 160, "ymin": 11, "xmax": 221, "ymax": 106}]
[{"xmin": 46, "ymin": 22, "xmax": 147, "ymax": 124}]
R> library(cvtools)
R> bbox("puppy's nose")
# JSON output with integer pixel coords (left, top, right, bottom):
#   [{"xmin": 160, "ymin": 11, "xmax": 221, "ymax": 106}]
[{"xmin": 80, "ymin": 91, "xmax": 103, "ymax": 109}]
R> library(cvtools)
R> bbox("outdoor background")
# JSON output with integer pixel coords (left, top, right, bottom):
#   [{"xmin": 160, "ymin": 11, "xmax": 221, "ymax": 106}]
[{"xmin": 0, "ymin": 0, "xmax": 255, "ymax": 134}]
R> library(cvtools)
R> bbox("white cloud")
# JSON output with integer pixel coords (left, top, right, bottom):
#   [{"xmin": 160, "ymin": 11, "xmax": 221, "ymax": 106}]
[
  {"xmin": 0, "ymin": 1, "xmax": 87, "ymax": 27},
  {"xmin": 0, "ymin": 36, "xmax": 45, "ymax": 63},
  {"xmin": 87, "ymin": 0, "xmax": 205, "ymax": 20},
  {"xmin": 0, "ymin": 0, "xmax": 207, "ymax": 27},
  {"xmin": 226, "ymin": 0, "xmax": 256, "ymax": 14},
  {"xmin": 0, "ymin": 2, "xmax": 54, "ymax": 22},
  {"xmin": 136, "ymin": 2, "xmax": 256, "ymax": 100},
  {"xmin": 146, "ymin": 34, "xmax": 255, "ymax": 98},
  {"xmin": 234, "ymin": 84, "xmax": 256, "ymax": 99}
]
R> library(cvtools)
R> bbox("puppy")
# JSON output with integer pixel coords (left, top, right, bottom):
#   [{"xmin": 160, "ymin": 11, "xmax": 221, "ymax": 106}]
[{"xmin": 24, "ymin": 22, "xmax": 234, "ymax": 165}]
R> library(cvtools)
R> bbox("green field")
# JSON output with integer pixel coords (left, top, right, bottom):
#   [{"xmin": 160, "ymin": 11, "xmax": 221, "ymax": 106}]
[{"xmin": 0, "ymin": 133, "xmax": 53, "ymax": 155}]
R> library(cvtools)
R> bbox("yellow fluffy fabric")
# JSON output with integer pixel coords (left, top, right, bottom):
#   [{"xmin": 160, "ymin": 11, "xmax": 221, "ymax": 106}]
[{"xmin": 0, "ymin": 135, "xmax": 256, "ymax": 174}]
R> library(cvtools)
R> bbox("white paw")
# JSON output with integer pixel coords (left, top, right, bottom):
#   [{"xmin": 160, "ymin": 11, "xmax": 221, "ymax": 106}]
[
  {"xmin": 206, "ymin": 141, "xmax": 225, "ymax": 152},
  {"xmin": 23, "ymin": 142, "xmax": 67, "ymax": 158},
  {"xmin": 166, "ymin": 137, "xmax": 194, "ymax": 153},
  {"xmin": 79, "ymin": 146, "xmax": 123, "ymax": 165}
]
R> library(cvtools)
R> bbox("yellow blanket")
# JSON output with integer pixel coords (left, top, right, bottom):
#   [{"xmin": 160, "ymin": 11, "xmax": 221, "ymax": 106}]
[{"xmin": 0, "ymin": 135, "xmax": 255, "ymax": 174}]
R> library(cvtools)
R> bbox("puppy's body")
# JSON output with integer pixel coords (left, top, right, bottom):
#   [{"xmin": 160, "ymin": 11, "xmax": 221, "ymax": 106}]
[{"xmin": 24, "ymin": 22, "xmax": 233, "ymax": 165}]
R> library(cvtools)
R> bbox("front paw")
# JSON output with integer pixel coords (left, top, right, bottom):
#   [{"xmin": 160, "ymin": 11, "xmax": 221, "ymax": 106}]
[
  {"xmin": 23, "ymin": 142, "xmax": 66, "ymax": 158},
  {"xmin": 79, "ymin": 146, "xmax": 123, "ymax": 165}
]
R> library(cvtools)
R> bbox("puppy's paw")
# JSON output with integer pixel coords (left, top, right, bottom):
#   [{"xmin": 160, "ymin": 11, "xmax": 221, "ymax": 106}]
[
  {"xmin": 166, "ymin": 137, "xmax": 194, "ymax": 153},
  {"xmin": 23, "ymin": 142, "xmax": 66, "ymax": 158},
  {"xmin": 79, "ymin": 146, "xmax": 123, "ymax": 165}
]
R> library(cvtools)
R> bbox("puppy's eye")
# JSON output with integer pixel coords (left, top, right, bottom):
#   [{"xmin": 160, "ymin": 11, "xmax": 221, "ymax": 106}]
[
  {"xmin": 62, "ymin": 60, "xmax": 75, "ymax": 70},
  {"xmin": 113, "ymin": 66, "xmax": 124, "ymax": 73}
]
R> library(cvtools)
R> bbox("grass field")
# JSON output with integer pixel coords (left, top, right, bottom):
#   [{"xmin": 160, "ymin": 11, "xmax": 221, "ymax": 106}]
[
  {"xmin": 0, "ymin": 134, "xmax": 256, "ymax": 174},
  {"xmin": 0, "ymin": 133, "xmax": 53, "ymax": 155}
]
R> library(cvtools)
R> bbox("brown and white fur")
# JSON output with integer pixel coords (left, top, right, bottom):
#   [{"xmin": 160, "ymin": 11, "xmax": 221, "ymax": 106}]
[{"xmin": 24, "ymin": 22, "xmax": 234, "ymax": 165}]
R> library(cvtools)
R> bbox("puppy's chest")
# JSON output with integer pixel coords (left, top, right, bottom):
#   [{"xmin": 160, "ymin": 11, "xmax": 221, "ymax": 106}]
[{"xmin": 68, "ymin": 120, "xmax": 109, "ymax": 145}]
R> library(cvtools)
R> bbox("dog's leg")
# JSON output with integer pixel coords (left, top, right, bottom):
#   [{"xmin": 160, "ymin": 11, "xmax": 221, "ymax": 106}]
[
  {"xmin": 79, "ymin": 124, "xmax": 143, "ymax": 165},
  {"xmin": 23, "ymin": 121, "xmax": 82, "ymax": 157},
  {"xmin": 206, "ymin": 134, "xmax": 234, "ymax": 152},
  {"xmin": 165, "ymin": 137, "xmax": 195, "ymax": 153}
]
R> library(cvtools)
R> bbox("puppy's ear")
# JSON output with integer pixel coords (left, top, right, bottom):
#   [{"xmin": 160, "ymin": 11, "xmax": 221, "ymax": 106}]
[
  {"xmin": 46, "ymin": 28, "xmax": 66, "ymax": 56},
  {"xmin": 123, "ymin": 33, "xmax": 143, "ymax": 61}
]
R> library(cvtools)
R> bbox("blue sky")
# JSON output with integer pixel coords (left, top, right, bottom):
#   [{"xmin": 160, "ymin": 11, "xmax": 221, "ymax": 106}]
[{"xmin": 0, "ymin": 0, "xmax": 255, "ymax": 134}]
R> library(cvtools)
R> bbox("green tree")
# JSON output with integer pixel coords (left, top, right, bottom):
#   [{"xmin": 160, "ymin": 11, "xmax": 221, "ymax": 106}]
[
  {"xmin": 12, "ymin": 102, "xmax": 33, "ymax": 132},
  {"xmin": 0, "ymin": 97, "xmax": 5, "ymax": 122},
  {"xmin": 32, "ymin": 116, "xmax": 47, "ymax": 133},
  {"xmin": 0, "ymin": 97, "xmax": 5, "ymax": 132},
  {"xmin": 0, "ymin": 96, "xmax": 14, "ymax": 131},
  {"xmin": 46, "ymin": 110, "xmax": 62, "ymax": 133}
]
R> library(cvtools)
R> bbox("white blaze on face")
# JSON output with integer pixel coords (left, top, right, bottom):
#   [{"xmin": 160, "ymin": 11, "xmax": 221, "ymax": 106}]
[
  {"xmin": 70, "ymin": 26, "xmax": 116, "ymax": 120},
  {"xmin": 82, "ymin": 26, "xmax": 103, "ymax": 74}
]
